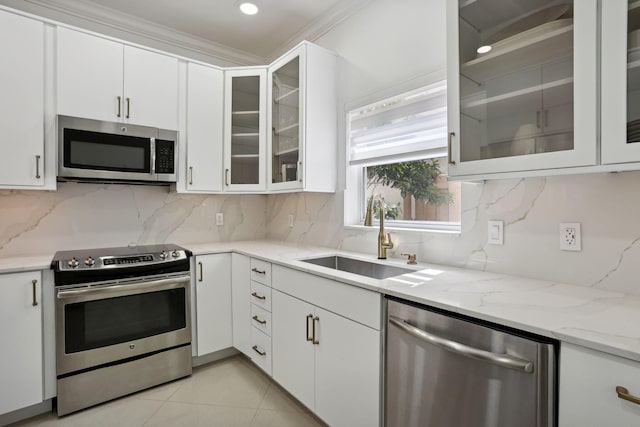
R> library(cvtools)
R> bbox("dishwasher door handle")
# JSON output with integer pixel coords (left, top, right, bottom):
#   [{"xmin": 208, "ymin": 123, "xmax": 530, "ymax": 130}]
[{"xmin": 389, "ymin": 316, "xmax": 534, "ymax": 373}]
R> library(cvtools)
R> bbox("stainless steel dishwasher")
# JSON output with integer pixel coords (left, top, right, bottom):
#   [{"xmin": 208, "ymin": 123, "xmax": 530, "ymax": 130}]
[{"xmin": 385, "ymin": 297, "xmax": 557, "ymax": 427}]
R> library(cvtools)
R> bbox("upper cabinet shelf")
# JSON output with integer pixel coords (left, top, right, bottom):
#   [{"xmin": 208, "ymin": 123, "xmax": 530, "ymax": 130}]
[{"xmin": 461, "ymin": 20, "xmax": 573, "ymax": 82}]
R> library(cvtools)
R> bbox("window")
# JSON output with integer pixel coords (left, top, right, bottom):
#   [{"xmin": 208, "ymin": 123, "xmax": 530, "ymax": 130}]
[{"xmin": 347, "ymin": 81, "xmax": 461, "ymax": 231}]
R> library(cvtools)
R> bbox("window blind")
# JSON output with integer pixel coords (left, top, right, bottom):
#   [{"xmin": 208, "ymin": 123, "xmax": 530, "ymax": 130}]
[{"xmin": 348, "ymin": 80, "xmax": 448, "ymax": 165}]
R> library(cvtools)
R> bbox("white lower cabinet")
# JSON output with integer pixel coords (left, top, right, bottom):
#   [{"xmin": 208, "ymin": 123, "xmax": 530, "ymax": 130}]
[
  {"xmin": 194, "ymin": 254, "xmax": 232, "ymax": 356},
  {"xmin": 231, "ymin": 253, "xmax": 251, "ymax": 356},
  {"xmin": 559, "ymin": 342, "xmax": 640, "ymax": 426},
  {"xmin": 0, "ymin": 271, "xmax": 43, "ymax": 415},
  {"xmin": 271, "ymin": 266, "xmax": 381, "ymax": 427}
]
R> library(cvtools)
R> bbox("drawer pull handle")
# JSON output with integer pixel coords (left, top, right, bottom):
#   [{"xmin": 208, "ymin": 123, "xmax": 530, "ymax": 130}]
[
  {"xmin": 117, "ymin": 95, "xmax": 122, "ymax": 117},
  {"xmin": 252, "ymin": 315, "xmax": 267, "ymax": 325},
  {"xmin": 306, "ymin": 314, "xmax": 313, "ymax": 342},
  {"xmin": 448, "ymin": 132, "xmax": 456, "ymax": 165},
  {"xmin": 198, "ymin": 262, "xmax": 203, "ymax": 282},
  {"xmin": 312, "ymin": 316, "xmax": 319, "ymax": 345},
  {"xmin": 126, "ymin": 97, "xmax": 131, "ymax": 119},
  {"xmin": 252, "ymin": 345, "xmax": 266, "ymax": 356},
  {"xmin": 251, "ymin": 292, "xmax": 266, "ymax": 300},
  {"xmin": 251, "ymin": 267, "xmax": 266, "ymax": 275},
  {"xmin": 616, "ymin": 386, "xmax": 640, "ymax": 405},
  {"xmin": 35, "ymin": 155, "xmax": 41, "ymax": 179}
]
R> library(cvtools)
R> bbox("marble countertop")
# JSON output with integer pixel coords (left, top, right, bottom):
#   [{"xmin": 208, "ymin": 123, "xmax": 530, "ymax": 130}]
[{"xmin": 4, "ymin": 240, "xmax": 640, "ymax": 363}]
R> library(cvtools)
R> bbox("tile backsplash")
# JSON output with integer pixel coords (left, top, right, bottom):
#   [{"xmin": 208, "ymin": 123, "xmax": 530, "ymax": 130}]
[
  {"xmin": 0, "ymin": 182, "xmax": 266, "ymax": 257},
  {"xmin": 266, "ymin": 172, "xmax": 640, "ymax": 295},
  {"xmin": 3, "ymin": 172, "xmax": 640, "ymax": 296}
]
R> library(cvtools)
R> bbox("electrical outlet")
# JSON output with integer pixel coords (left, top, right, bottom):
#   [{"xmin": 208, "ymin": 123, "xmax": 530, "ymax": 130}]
[
  {"xmin": 559, "ymin": 223, "xmax": 581, "ymax": 251},
  {"xmin": 288, "ymin": 214, "xmax": 294, "ymax": 228},
  {"xmin": 216, "ymin": 213, "xmax": 224, "ymax": 226}
]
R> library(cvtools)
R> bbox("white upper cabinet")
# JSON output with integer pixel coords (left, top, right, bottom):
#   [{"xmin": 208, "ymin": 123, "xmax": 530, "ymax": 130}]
[
  {"xmin": 447, "ymin": 0, "xmax": 598, "ymax": 178},
  {"xmin": 224, "ymin": 68, "xmax": 267, "ymax": 192},
  {"xmin": 267, "ymin": 42, "xmax": 337, "ymax": 193},
  {"xmin": 601, "ymin": 0, "xmax": 640, "ymax": 164},
  {"xmin": 0, "ymin": 10, "xmax": 48, "ymax": 189},
  {"xmin": 57, "ymin": 27, "xmax": 179, "ymax": 130},
  {"xmin": 183, "ymin": 62, "xmax": 224, "ymax": 192}
]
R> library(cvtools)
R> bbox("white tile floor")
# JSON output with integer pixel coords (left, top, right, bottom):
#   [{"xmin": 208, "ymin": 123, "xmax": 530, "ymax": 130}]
[{"xmin": 11, "ymin": 355, "xmax": 327, "ymax": 427}]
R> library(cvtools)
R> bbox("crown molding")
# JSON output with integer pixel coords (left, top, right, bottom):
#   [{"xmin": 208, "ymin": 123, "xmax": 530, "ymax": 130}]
[
  {"xmin": 20, "ymin": 0, "xmax": 266, "ymax": 65},
  {"xmin": 267, "ymin": 0, "xmax": 376, "ymax": 62}
]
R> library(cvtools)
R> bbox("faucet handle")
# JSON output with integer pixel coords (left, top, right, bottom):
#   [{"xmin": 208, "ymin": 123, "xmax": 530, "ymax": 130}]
[
  {"xmin": 401, "ymin": 253, "xmax": 417, "ymax": 265},
  {"xmin": 386, "ymin": 233, "xmax": 394, "ymax": 249}
]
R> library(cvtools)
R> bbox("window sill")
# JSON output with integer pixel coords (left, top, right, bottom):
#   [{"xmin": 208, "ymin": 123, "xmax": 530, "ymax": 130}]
[{"xmin": 344, "ymin": 224, "xmax": 461, "ymax": 235}]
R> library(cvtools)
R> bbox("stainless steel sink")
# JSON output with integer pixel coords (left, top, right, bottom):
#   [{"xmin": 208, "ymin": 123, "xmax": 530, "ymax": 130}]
[{"xmin": 301, "ymin": 255, "xmax": 414, "ymax": 279}]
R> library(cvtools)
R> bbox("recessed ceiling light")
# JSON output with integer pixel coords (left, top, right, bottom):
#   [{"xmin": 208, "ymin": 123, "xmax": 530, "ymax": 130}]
[
  {"xmin": 477, "ymin": 45, "xmax": 492, "ymax": 54},
  {"xmin": 239, "ymin": 2, "xmax": 259, "ymax": 15}
]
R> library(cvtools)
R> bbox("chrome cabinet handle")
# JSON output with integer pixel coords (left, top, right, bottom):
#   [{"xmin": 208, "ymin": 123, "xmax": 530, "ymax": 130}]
[
  {"xmin": 189, "ymin": 167, "xmax": 193, "ymax": 185},
  {"xmin": 312, "ymin": 316, "xmax": 319, "ymax": 345},
  {"xmin": 225, "ymin": 168, "xmax": 229, "ymax": 186},
  {"xmin": 32, "ymin": 279, "xmax": 38, "ymax": 306},
  {"xmin": 126, "ymin": 97, "xmax": 131, "ymax": 118},
  {"xmin": 448, "ymin": 132, "xmax": 456, "ymax": 165},
  {"xmin": 252, "ymin": 345, "xmax": 266, "ymax": 356},
  {"xmin": 298, "ymin": 161, "xmax": 303, "ymax": 183},
  {"xmin": 616, "ymin": 386, "xmax": 640, "ymax": 405},
  {"xmin": 35, "ymin": 155, "xmax": 41, "ymax": 179},
  {"xmin": 306, "ymin": 314, "xmax": 313, "ymax": 342},
  {"xmin": 389, "ymin": 316, "xmax": 534, "ymax": 373},
  {"xmin": 198, "ymin": 262, "xmax": 203, "ymax": 282},
  {"xmin": 251, "ymin": 268, "xmax": 266, "ymax": 275},
  {"xmin": 252, "ymin": 315, "xmax": 267, "ymax": 325},
  {"xmin": 251, "ymin": 291, "xmax": 266, "ymax": 300},
  {"xmin": 117, "ymin": 96, "xmax": 122, "ymax": 117}
]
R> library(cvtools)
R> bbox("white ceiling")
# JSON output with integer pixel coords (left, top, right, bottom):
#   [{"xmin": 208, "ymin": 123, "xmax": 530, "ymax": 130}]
[{"xmin": 20, "ymin": 0, "xmax": 372, "ymax": 62}]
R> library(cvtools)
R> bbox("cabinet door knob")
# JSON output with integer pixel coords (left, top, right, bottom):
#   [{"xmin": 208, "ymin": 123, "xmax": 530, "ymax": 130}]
[{"xmin": 616, "ymin": 386, "xmax": 640, "ymax": 406}]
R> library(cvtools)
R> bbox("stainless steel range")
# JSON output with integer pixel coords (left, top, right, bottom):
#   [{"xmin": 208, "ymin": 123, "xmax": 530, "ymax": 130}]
[{"xmin": 51, "ymin": 244, "xmax": 193, "ymax": 416}]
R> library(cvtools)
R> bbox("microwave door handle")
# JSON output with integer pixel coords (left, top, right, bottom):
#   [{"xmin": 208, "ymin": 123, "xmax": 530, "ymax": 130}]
[{"xmin": 150, "ymin": 138, "xmax": 156, "ymax": 175}]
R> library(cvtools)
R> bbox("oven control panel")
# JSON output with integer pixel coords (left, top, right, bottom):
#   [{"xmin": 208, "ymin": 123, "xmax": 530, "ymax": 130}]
[{"xmin": 54, "ymin": 247, "xmax": 189, "ymax": 272}]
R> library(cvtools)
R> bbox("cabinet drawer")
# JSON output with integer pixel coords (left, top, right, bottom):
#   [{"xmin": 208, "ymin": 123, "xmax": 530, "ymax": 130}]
[
  {"xmin": 250, "ymin": 327, "xmax": 272, "ymax": 376},
  {"xmin": 250, "ymin": 281, "xmax": 271, "ymax": 311},
  {"xmin": 559, "ymin": 343, "xmax": 640, "ymax": 426},
  {"xmin": 250, "ymin": 258, "xmax": 271, "ymax": 285},
  {"xmin": 272, "ymin": 265, "xmax": 382, "ymax": 330},
  {"xmin": 251, "ymin": 304, "xmax": 272, "ymax": 336}
]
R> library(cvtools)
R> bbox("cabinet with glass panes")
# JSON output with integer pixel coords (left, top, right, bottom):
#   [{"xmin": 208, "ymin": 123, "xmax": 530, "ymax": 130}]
[
  {"xmin": 601, "ymin": 0, "xmax": 640, "ymax": 165},
  {"xmin": 224, "ymin": 68, "xmax": 267, "ymax": 192},
  {"xmin": 446, "ymin": 0, "xmax": 597, "ymax": 178},
  {"xmin": 268, "ymin": 42, "xmax": 337, "ymax": 192}
]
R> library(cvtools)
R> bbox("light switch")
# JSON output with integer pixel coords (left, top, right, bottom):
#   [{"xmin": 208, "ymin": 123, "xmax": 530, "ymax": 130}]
[{"xmin": 488, "ymin": 220, "xmax": 504, "ymax": 245}]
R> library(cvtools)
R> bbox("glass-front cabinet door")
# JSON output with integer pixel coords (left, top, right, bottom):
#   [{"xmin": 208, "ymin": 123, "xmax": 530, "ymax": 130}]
[
  {"xmin": 446, "ymin": 0, "xmax": 597, "ymax": 178},
  {"xmin": 601, "ymin": 0, "xmax": 640, "ymax": 164},
  {"xmin": 223, "ymin": 68, "xmax": 267, "ymax": 192},
  {"xmin": 269, "ymin": 50, "xmax": 303, "ymax": 191}
]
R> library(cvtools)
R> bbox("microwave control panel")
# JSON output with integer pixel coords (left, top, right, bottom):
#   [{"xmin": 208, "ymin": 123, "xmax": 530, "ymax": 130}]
[{"xmin": 155, "ymin": 139, "xmax": 175, "ymax": 174}]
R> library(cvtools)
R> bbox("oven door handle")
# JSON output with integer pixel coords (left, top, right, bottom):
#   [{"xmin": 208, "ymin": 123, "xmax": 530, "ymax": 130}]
[
  {"xmin": 56, "ymin": 275, "xmax": 190, "ymax": 299},
  {"xmin": 388, "ymin": 316, "xmax": 534, "ymax": 373}
]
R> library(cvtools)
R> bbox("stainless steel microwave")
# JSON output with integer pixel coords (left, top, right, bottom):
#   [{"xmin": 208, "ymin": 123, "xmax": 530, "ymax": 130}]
[{"xmin": 57, "ymin": 115, "xmax": 178, "ymax": 183}]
